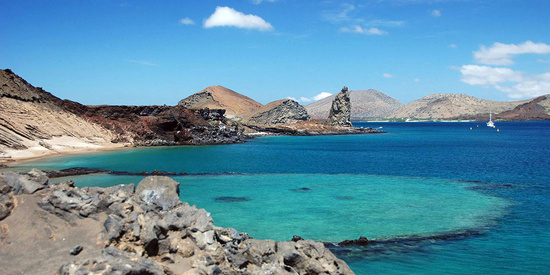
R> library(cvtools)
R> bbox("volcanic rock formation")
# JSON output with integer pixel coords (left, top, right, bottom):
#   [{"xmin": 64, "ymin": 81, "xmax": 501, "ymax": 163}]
[
  {"xmin": 0, "ymin": 170, "xmax": 354, "ymax": 274},
  {"xmin": 327, "ymin": 86, "xmax": 353, "ymax": 127},
  {"xmin": 306, "ymin": 89, "xmax": 403, "ymax": 120},
  {"xmin": 246, "ymin": 99, "xmax": 310, "ymax": 125}
]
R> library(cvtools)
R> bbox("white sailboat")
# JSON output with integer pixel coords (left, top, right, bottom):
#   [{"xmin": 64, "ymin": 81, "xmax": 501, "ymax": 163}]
[{"xmin": 487, "ymin": 111, "xmax": 495, "ymax": 127}]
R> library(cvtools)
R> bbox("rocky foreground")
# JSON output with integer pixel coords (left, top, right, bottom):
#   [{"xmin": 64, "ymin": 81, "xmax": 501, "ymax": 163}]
[{"xmin": 0, "ymin": 169, "xmax": 354, "ymax": 274}]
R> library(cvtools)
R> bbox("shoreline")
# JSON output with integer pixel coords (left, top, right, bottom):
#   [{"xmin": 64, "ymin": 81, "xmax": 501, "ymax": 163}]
[
  {"xmin": 0, "ymin": 142, "xmax": 130, "ymax": 165},
  {"xmin": 1, "ymin": 125, "xmax": 385, "ymax": 166}
]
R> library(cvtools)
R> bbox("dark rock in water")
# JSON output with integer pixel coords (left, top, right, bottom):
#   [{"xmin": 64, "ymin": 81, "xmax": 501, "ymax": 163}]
[
  {"xmin": 214, "ymin": 196, "xmax": 250, "ymax": 203},
  {"xmin": 135, "ymin": 176, "xmax": 181, "ymax": 211},
  {"xmin": 45, "ymin": 167, "xmax": 105, "ymax": 178},
  {"xmin": 340, "ymin": 236, "xmax": 370, "ymax": 246},
  {"xmin": 291, "ymin": 187, "xmax": 312, "ymax": 192},
  {"xmin": 150, "ymin": 170, "xmax": 177, "ymax": 176},
  {"xmin": 291, "ymin": 235, "xmax": 304, "ymax": 242},
  {"xmin": 327, "ymin": 86, "xmax": 353, "ymax": 127},
  {"xmin": 69, "ymin": 245, "xmax": 83, "ymax": 256}
]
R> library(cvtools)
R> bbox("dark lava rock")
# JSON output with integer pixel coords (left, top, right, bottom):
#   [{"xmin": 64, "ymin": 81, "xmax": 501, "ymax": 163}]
[
  {"xmin": 291, "ymin": 187, "xmax": 312, "ymax": 192},
  {"xmin": 69, "ymin": 245, "xmax": 83, "ymax": 256},
  {"xmin": 291, "ymin": 235, "xmax": 304, "ymax": 242},
  {"xmin": 340, "ymin": 236, "xmax": 370, "ymax": 246},
  {"xmin": 214, "ymin": 196, "xmax": 250, "ymax": 203}
]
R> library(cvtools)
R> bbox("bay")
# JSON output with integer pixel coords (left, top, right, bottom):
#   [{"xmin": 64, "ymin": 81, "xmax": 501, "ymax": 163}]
[{"xmin": 13, "ymin": 121, "xmax": 550, "ymax": 274}]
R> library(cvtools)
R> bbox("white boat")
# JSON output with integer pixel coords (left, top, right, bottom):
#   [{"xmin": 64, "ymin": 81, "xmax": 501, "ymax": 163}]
[{"xmin": 487, "ymin": 111, "xmax": 495, "ymax": 127}]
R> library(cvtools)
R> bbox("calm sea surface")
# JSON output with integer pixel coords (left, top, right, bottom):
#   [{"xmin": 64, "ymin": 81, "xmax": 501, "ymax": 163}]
[{"xmin": 10, "ymin": 121, "xmax": 550, "ymax": 274}]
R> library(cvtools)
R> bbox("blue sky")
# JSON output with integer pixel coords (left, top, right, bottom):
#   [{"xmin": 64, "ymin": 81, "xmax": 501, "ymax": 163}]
[{"xmin": 2, "ymin": 0, "xmax": 550, "ymax": 105}]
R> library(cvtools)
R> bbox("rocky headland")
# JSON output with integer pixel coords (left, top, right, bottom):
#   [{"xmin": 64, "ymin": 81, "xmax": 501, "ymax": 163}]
[{"xmin": 0, "ymin": 169, "xmax": 354, "ymax": 274}]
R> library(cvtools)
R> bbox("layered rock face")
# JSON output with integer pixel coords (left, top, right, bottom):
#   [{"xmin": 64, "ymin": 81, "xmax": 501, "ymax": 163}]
[
  {"xmin": 0, "ymin": 69, "xmax": 115, "ymax": 151},
  {"xmin": 327, "ymin": 86, "xmax": 353, "ymax": 127},
  {"xmin": 0, "ymin": 69, "xmax": 246, "ymax": 159},
  {"xmin": 246, "ymin": 99, "xmax": 310, "ymax": 125},
  {"xmin": 0, "ymin": 170, "xmax": 354, "ymax": 274}
]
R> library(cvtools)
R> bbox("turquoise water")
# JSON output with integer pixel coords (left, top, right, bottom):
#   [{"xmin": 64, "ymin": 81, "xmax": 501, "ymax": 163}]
[{"xmin": 11, "ymin": 121, "xmax": 550, "ymax": 274}]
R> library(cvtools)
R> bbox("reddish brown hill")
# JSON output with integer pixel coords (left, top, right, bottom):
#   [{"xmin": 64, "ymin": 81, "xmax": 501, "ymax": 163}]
[{"xmin": 178, "ymin": 85, "xmax": 263, "ymax": 118}]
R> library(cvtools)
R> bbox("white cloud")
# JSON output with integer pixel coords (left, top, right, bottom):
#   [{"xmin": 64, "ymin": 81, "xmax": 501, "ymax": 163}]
[
  {"xmin": 460, "ymin": 65, "xmax": 550, "ymax": 98},
  {"xmin": 288, "ymin": 92, "xmax": 333, "ymax": 103},
  {"xmin": 449, "ymin": 44, "xmax": 457, "ymax": 48},
  {"xmin": 180, "ymin": 18, "xmax": 195, "ymax": 25},
  {"xmin": 340, "ymin": 25, "xmax": 387, "ymax": 35},
  {"xmin": 474, "ymin": 41, "xmax": 550, "ymax": 65},
  {"xmin": 203, "ymin": 6, "xmax": 273, "ymax": 31},
  {"xmin": 414, "ymin": 78, "xmax": 421, "ymax": 82},
  {"xmin": 383, "ymin": 73, "xmax": 394, "ymax": 78},
  {"xmin": 460, "ymin": 41, "xmax": 550, "ymax": 99},
  {"xmin": 431, "ymin": 9, "xmax": 441, "ymax": 17},
  {"xmin": 460, "ymin": 65, "xmax": 523, "ymax": 85},
  {"xmin": 313, "ymin": 92, "xmax": 332, "ymax": 101},
  {"xmin": 494, "ymin": 72, "xmax": 550, "ymax": 99}
]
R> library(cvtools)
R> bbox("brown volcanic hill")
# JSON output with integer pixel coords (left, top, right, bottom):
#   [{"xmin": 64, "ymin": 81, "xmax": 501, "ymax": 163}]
[
  {"xmin": 305, "ymin": 89, "xmax": 404, "ymax": 120},
  {"xmin": 0, "ymin": 69, "xmax": 115, "ymax": 154},
  {"xmin": 178, "ymin": 85, "xmax": 263, "ymax": 118},
  {"xmin": 453, "ymin": 94, "xmax": 550, "ymax": 121},
  {"xmin": 498, "ymin": 94, "xmax": 550, "ymax": 120},
  {"xmin": 245, "ymin": 99, "xmax": 310, "ymax": 125},
  {"xmin": 389, "ymin": 93, "xmax": 528, "ymax": 120}
]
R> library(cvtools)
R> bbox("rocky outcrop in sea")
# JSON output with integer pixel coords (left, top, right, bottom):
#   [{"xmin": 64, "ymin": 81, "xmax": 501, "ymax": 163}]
[
  {"xmin": 247, "ymin": 99, "xmax": 310, "ymax": 125},
  {"xmin": 327, "ymin": 86, "xmax": 353, "ymax": 127},
  {"xmin": 0, "ymin": 169, "xmax": 354, "ymax": 274}
]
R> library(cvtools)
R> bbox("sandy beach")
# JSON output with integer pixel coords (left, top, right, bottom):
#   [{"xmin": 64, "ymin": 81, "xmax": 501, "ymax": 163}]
[{"xmin": 0, "ymin": 137, "xmax": 130, "ymax": 165}]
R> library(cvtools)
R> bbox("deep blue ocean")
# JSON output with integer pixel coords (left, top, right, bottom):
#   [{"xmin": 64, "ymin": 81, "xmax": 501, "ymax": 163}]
[{"xmin": 9, "ymin": 121, "xmax": 550, "ymax": 274}]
